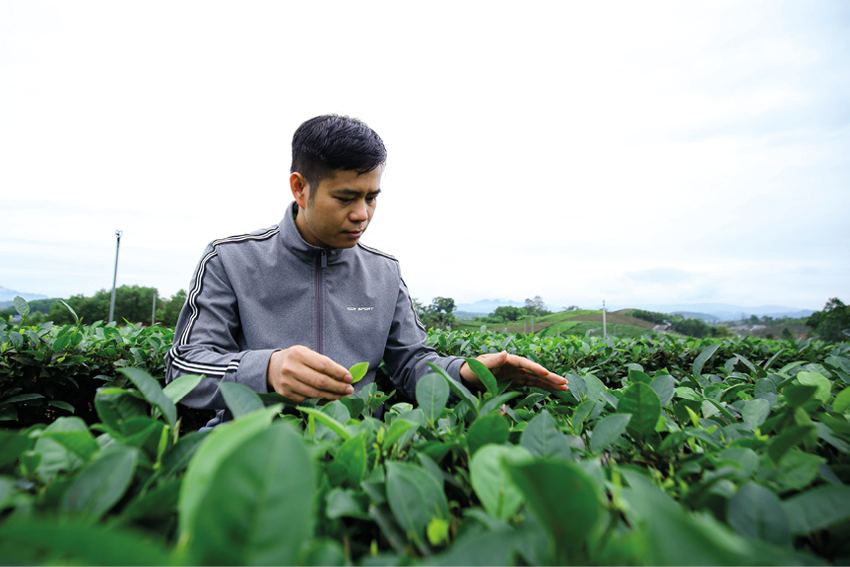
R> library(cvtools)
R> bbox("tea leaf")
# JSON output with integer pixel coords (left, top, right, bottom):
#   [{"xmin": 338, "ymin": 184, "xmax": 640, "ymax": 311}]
[
  {"xmin": 465, "ymin": 357, "xmax": 498, "ymax": 396},
  {"xmin": 628, "ymin": 369, "xmax": 652, "ymax": 384},
  {"xmin": 783, "ymin": 485, "xmax": 850, "ymax": 534},
  {"xmin": 590, "ymin": 413, "xmax": 631, "ymax": 454},
  {"xmin": 796, "ymin": 371, "xmax": 831, "ymax": 402},
  {"xmin": 783, "ymin": 384, "xmax": 818, "ymax": 408},
  {"xmin": 47, "ymin": 400, "xmax": 75, "ymax": 413},
  {"xmin": 618, "ymin": 382, "xmax": 661, "ymax": 442},
  {"xmin": 834, "ymin": 387, "xmax": 850, "ymax": 414},
  {"xmin": 328, "ymin": 433, "xmax": 367, "ymax": 488},
  {"xmin": 326, "ymin": 488, "xmax": 369, "ymax": 520},
  {"xmin": 297, "ymin": 406, "xmax": 353, "ymax": 441},
  {"xmin": 470, "ymin": 444, "xmax": 532, "ymax": 520},
  {"xmin": 349, "ymin": 362, "xmax": 369, "ymax": 384},
  {"xmin": 122, "ymin": 478, "xmax": 181, "ymax": 522},
  {"xmin": 467, "ymin": 413, "xmax": 509, "ymax": 456},
  {"xmin": 61, "ymin": 444, "xmax": 138, "ymax": 520},
  {"xmin": 506, "ymin": 460, "xmax": 603, "ymax": 563},
  {"xmin": 0, "ymin": 518, "xmax": 173, "ymax": 565},
  {"xmin": 416, "ymin": 372, "xmax": 449, "ymax": 424},
  {"xmin": 32, "ymin": 417, "xmax": 89, "ymax": 483},
  {"xmin": 521, "ymin": 410, "xmax": 572, "ymax": 461},
  {"xmin": 118, "ymin": 367, "xmax": 177, "ymax": 428},
  {"xmin": 189, "ymin": 423, "xmax": 315, "ymax": 565},
  {"xmin": 383, "ymin": 418, "xmax": 418, "ymax": 449},
  {"xmin": 162, "ymin": 374, "xmax": 203, "ymax": 404},
  {"xmin": 427, "ymin": 362, "xmax": 478, "ymax": 418},
  {"xmin": 727, "ymin": 482, "xmax": 791, "ymax": 546},
  {"xmin": 159, "ymin": 431, "xmax": 209, "ymax": 481},
  {"xmin": 58, "ymin": 299, "xmax": 81, "ymax": 325},
  {"xmin": 386, "ymin": 461, "xmax": 448, "ymax": 545},
  {"xmin": 219, "ymin": 382, "xmax": 264, "ymax": 418},
  {"xmin": 768, "ymin": 425, "xmax": 817, "ymax": 464},
  {"xmin": 13, "ymin": 296, "xmax": 29, "ymax": 318},
  {"xmin": 742, "ymin": 399, "xmax": 770, "ymax": 430},
  {"xmin": 693, "ymin": 343, "xmax": 721, "ymax": 378},
  {"xmin": 41, "ymin": 430, "xmax": 99, "ymax": 462},
  {"xmin": 649, "ymin": 374, "xmax": 675, "ymax": 407},
  {"xmin": 178, "ymin": 405, "xmax": 280, "ymax": 543}
]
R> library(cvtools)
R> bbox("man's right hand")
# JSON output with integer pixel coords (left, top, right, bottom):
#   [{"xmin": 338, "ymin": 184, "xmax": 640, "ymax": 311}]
[{"xmin": 266, "ymin": 345, "xmax": 354, "ymax": 403}]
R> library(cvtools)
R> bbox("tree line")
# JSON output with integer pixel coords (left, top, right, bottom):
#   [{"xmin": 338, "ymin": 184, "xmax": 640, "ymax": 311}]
[
  {"xmin": 1, "ymin": 286, "xmax": 187, "ymax": 327},
  {"xmin": 412, "ymin": 295, "xmax": 558, "ymax": 329},
  {"xmin": 630, "ymin": 300, "xmax": 850, "ymax": 343},
  {"xmin": 807, "ymin": 297, "xmax": 849, "ymax": 342},
  {"xmin": 7, "ymin": 289, "xmax": 847, "ymax": 343},
  {"xmin": 629, "ymin": 309, "xmax": 731, "ymax": 339}
]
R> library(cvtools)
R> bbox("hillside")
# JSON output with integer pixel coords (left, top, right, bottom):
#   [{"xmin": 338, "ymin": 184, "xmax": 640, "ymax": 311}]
[{"xmin": 455, "ymin": 308, "xmax": 668, "ymax": 338}]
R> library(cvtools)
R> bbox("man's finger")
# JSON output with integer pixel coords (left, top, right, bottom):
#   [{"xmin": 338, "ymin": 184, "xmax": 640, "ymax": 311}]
[
  {"xmin": 502, "ymin": 353, "xmax": 550, "ymax": 376},
  {"xmin": 298, "ymin": 366, "xmax": 355, "ymax": 396},
  {"xmin": 291, "ymin": 346, "xmax": 352, "ymax": 383},
  {"xmin": 285, "ymin": 378, "xmax": 349, "ymax": 401},
  {"xmin": 494, "ymin": 353, "xmax": 569, "ymax": 389},
  {"xmin": 298, "ymin": 349, "xmax": 352, "ymax": 382}
]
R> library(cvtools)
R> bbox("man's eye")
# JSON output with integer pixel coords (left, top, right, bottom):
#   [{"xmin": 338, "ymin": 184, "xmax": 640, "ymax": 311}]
[
  {"xmin": 366, "ymin": 196, "xmax": 377, "ymax": 203},
  {"xmin": 337, "ymin": 197, "xmax": 352, "ymax": 204}
]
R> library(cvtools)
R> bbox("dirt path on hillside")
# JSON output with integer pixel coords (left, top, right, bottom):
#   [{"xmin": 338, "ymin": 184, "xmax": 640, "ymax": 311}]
[
  {"xmin": 481, "ymin": 309, "xmax": 659, "ymax": 334},
  {"xmin": 565, "ymin": 312, "xmax": 657, "ymax": 329}
]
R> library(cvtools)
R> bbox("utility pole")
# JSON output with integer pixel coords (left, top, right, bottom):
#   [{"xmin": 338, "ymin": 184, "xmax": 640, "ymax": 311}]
[
  {"xmin": 531, "ymin": 315, "xmax": 534, "ymax": 334},
  {"xmin": 151, "ymin": 290, "xmax": 157, "ymax": 326},
  {"xmin": 108, "ymin": 230, "xmax": 122, "ymax": 323},
  {"xmin": 603, "ymin": 300, "xmax": 607, "ymax": 338}
]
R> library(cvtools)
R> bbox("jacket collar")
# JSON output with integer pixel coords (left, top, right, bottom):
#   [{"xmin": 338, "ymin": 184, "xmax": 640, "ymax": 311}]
[{"xmin": 280, "ymin": 201, "xmax": 346, "ymax": 265}]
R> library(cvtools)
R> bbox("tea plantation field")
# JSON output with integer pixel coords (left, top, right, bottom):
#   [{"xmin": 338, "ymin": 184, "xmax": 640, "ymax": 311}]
[{"xmin": 1, "ymin": 307, "xmax": 849, "ymax": 565}]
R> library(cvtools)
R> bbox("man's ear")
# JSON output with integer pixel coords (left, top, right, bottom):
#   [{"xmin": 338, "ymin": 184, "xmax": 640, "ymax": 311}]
[{"xmin": 290, "ymin": 172, "xmax": 310, "ymax": 209}]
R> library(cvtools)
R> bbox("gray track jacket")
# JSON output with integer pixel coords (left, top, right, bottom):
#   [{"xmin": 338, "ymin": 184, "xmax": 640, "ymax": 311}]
[{"xmin": 165, "ymin": 202, "xmax": 465, "ymax": 423}]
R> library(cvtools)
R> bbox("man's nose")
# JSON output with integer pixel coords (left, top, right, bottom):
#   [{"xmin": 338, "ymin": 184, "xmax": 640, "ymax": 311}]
[{"xmin": 350, "ymin": 201, "xmax": 368, "ymax": 222}]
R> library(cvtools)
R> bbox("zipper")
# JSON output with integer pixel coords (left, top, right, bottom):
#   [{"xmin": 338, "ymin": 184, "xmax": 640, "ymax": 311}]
[{"xmin": 316, "ymin": 249, "xmax": 327, "ymax": 354}]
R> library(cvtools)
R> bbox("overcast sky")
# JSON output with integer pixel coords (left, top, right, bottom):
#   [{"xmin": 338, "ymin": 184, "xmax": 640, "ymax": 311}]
[{"xmin": 2, "ymin": 1, "xmax": 848, "ymax": 312}]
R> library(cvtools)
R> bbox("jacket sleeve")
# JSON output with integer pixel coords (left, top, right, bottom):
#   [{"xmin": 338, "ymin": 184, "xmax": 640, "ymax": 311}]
[
  {"xmin": 165, "ymin": 244, "xmax": 276, "ymax": 410},
  {"xmin": 381, "ymin": 269, "xmax": 467, "ymax": 401}
]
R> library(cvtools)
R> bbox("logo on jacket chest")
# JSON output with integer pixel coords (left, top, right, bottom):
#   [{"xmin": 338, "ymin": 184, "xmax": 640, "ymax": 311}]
[{"xmin": 347, "ymin": 306, "xmax": 374, "ymax": 311}]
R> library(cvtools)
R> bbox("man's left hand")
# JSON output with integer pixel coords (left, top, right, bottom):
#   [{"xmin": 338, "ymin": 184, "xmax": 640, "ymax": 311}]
[{"xmin": 459, "ymin": 351, "xmax": 569, "ymax": 392}]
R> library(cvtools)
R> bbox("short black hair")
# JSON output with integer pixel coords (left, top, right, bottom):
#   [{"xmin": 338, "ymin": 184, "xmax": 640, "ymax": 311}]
[{"xmin": 291, "ymin": 115, "xmax": 387, "ymax": 200}]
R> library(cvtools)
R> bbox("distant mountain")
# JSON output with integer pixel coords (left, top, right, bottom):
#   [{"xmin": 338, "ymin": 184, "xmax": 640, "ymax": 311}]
[
  {"xmin": 610, "ymin": 303, "xmax": 815, "ymax": 322},
  {"xmin": 451, "ymin": 298, "xmax": 816, "ymax": 321},
  {"xmin": 455, "ymin": 299, "xmax": 526, "ymax": 316},
  {"xmin": 0, "ymin": 285, "xmax": 48, "ymax": 303}
]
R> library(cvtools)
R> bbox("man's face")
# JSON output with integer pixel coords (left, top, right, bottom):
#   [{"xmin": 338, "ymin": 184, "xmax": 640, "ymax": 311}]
[{"xmin": 292, "ymin": 167, "xmax": 381, "ymax": 249}]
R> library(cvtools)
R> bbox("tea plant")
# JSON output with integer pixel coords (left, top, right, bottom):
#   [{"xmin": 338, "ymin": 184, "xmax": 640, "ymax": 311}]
[
  {"xmin": 1, "ymin": 298, "xmax": 849, "ymax": 565},
  {"xmin": 0, "ymin": 299, "xmax": 212, "ymax": 430}
]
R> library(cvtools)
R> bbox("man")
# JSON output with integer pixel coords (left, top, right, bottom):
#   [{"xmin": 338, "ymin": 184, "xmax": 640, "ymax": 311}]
[{"xmin": 166, "ymin": 115, "xmax": 566, "ymax": 427}]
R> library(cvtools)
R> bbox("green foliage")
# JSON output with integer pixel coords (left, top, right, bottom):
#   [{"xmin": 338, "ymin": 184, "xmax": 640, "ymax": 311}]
[
  {"xmin": 349, "ymin": 361, "xmax": 369, "ymax": 384},
  {"xmin": 492, "ymin": 305, "xmax": 524, "ymax": 322},
  {"xmin": 44, "ymin": 287, "xmax": 187, "ymax": 326},
  {"xmin": 0, "ymin": 319, "xmax": 849, "ymax": 564},
  {"xmin": 807, "ymin": 297, "xmax": 850, "ymax": 342},
  {"xmin": 0, "ymin": 298, "xmax": 212, "ymax": 430},
  {"xmin": 0, "ymin": 297, "xmax": 61, "ymax": 316},
  {"xmin": 523, "ymin": 295, "xmax": 551, "ymax": 317},
  {"xmin": 630, "ymin": 308, "xmax": 730, "ymax": 338},
  {"xmin": 630, "ymin": 308, "xmax": 672, "ymax": 325},
  {"xmin": 414, "ymin": 297, "xmax": 458, "ymax": 330},
  {"xmin": 156, "ymin": 289, "xmax": 187, "ymax": 327}
]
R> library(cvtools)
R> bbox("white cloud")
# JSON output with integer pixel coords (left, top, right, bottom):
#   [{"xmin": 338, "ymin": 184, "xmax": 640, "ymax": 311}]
[{"xmin": 1, "ymin": 1, "xmax": 848, "ymax": 311}]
